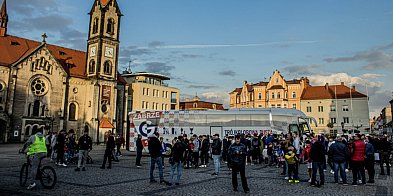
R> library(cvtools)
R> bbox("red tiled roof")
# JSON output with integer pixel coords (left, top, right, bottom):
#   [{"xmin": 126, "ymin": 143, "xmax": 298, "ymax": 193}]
[
  {"xmin": 301, "ymin": 84, "xmax": 367, "ymax": 100},
  {"xmin": 246, "ymin": 84, "xmax": 253, "ymax": 92},
  {"xmin": 0, "ymin": 35, "xmax": 87, "ymax": 78},
  {"xmin": 99, "ymin": 117, "xmax": 114, "ymax": 128},
  {"xmin": 230, "ymin": 88, "xmax": 242, "ymax": 94},
  {"xmin": 285, "ymin": 79, "xmax": 301, "ymax": 84},
  {"xmin": 100, "ymin": 0, "xmax": 111, "ymax": 6},
  {"xmin": 252, "ymin": 81, "xmax": 268, "ymax": 86},
  {"xmin": 180, "ymin": 101, "xmax": 225, "ymax": 110}
]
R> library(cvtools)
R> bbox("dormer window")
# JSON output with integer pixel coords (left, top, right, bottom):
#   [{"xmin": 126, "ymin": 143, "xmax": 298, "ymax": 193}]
[
  {"xmin": 88, "ymin": 60, "xmax": 95, "ymax": 74},
  {"xmin": 106, "ymin": 18, "xmax": 114, "ymax": 34},
  {"xmin": 93, "ymin": 17, "xmax": 98, "ymax": 34},
  {"xmin": 103, "ymin": 61, "xmax": 112, "ymax": 75}
]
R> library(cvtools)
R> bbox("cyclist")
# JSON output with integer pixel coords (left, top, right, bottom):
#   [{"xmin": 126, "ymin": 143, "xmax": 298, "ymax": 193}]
[{"xmin": 20, "ymin": 129, "xmax": 48, "ymax": 190}]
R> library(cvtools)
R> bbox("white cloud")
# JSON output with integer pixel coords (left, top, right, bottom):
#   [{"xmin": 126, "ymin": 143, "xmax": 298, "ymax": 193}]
[
  {"xmin": 308, "ymin": 72, "xmax": 383, "ymax": 88},
  {"xmin": 199, "ymin": 91, "xmax": 230, "ymax": 107}
]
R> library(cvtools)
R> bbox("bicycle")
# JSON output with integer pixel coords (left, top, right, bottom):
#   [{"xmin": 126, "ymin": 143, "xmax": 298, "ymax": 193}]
[{"xmin": 19, "ymin": 152, "xmax": 57, "ymax": 189}]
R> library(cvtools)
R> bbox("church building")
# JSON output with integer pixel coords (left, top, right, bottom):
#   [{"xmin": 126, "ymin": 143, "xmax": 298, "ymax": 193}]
[{"xmin": 0, "ymin": 0, "xmax": 128, "ymax": 143}]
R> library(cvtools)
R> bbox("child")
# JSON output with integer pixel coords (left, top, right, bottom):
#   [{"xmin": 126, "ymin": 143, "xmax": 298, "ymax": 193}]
[
  {"xmin": 285, "ymin": 146, "xmax": 299, "ymax": 183},
  {"xmin": 262, "ymin": 146, "xmax": 269, "ymax": 165},
  {"xmin": 300, "ymin": 140, "xmax": 312, "ymax": 182}
]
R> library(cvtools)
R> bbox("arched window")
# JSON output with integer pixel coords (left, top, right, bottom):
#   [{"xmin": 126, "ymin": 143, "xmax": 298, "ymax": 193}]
[
  {"xmin": 41, "ymin": 105, "xmax": 46, "ymax": 117},
  {"xmin": 103, "ymin": 61, "xmax": 112, "ymax": 75},
  {"xmin": 292, "ymin": 91, "xmax": 296, "ymax": 98},
  {"xmin": 106, "ymin": 18, "xmax": 114, "ymax": 34},
  {"xmin": 32, "ymin": 100, "xmax": 40, "ymax": 117},
  {"xmin": 25, "ymin": 126, "xmax": 31, "ymax": 136},
  {"xmin": 93, "ymin": 17, "xmax": 99, "ymax": 34},
  {"xmin": 277, "ymin": 92, "xmax": 281, "ymax": 99},
  {"xmin": 193, "ymin": 103, "xmax": 198, "ymax": 108},
  {"xmin": 271, "ymin": 92, "xmax": 275, "ymax": 99},
  {"xmin": 88, "ymin": 60, "xmax": 95, "ymax": 74},
  {"xmin": 69, "ymin": 103, "xmax": 77, "ymax": 121}
]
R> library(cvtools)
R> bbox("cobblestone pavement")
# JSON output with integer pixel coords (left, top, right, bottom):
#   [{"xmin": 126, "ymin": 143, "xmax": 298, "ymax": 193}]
[{"xmin": 0, "ymin": 144, "xmax": 391, "ymax": 196}]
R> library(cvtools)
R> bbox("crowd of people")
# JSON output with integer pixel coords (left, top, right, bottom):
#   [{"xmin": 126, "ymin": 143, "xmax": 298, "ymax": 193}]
[{"xmin": 145, "ymin": 130, "xmax": 393, "ymax": 193}]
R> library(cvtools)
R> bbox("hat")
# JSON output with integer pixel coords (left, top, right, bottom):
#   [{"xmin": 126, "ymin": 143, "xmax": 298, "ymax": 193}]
[
  {"xmin": 288, "ymin": 146, "xmax": 294, "ymax": 151},
  {"xmin": 214, "ymin": 133, "xmax": 219, "ymax": 137}
]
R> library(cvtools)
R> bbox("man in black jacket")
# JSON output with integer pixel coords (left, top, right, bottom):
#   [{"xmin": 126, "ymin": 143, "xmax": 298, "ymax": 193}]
[
  {"xmin": 56, "ymin": 130, "xmax": 66, "ymax": 167},
  {"xmin": 310, "ymin": 136, "xmax": 326, "ymax": 186},
  {"xmin": 101, "ymin": 132, "xmax": 115, "ymax": 169},
  {"xmin": 170, "ymin": 135, "xmax": 187, "ymax": 185},
  {"xmin": 148, "ymin": 132, "xmax": 170, "ymax": 185},
  {"xmin": 211, "ymin": 134, "xmax": 222, "ymax": 176},
  {"xmin": 329, "ymin": 136, "xmax": 348, "ymax": 184},
  {"xmin": 379, "ymin": 134, "xmax": 391, "ymax": 176},
  {"xmin": 75, "ymin": 129, "xmax": 92, "ymax": 171},
  {"xmin": 229, "ymin": 135, "xmax": 249, "ymax": 193},
  {"xmin": 136, "ymin": 134, "xmax": 143, "ymax": 167}
]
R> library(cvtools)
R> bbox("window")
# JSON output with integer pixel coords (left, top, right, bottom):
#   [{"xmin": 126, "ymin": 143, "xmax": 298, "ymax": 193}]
[
  {"xmin": 106, "ymin": 18, "xmax": 114, "ymax": 34},
  {"xmin": 318, "ymin": 106, "xmax": 323, "ymax": 112},
  {"xmin": 258, "ymin": 93, "xmax": 262, "ymax": 100},
  {"xmin": 88, "ymin": 60, "xmax": 95, "ymax": 74},
  {"xmin": 146, "ymin": 88, "xmax": 149, "ymax": 96},
  {"xmin": 271, "ymin": 104, "xmax": 275, "ymax": 108},
  {"xmin": 275, "ymin": 78, "xmax": 279, "ymax": 84},
  {"xmin": 292, "ymin": 104, "xmax": 296, "ymax": 109},
  {"xmin": 284, "ymin": 104, "xmax": 287, "ymax": 108},
  {"xmin": 318, "ymin": 118, "xmax": 324, "ymax": 125},
  {"xmin": 193, "ymin": 103, "xmax": 198, "ymax": 108},
  {"xmin": 330, "ymin": 105, "xmax": 336, "ymax": 112},
  {"xmin": 330, "ymin": 118, "xmax": 336, "ymax": 124},
  {"xmin": 162, "ymin": 104, "xmax": 165, "ymax": 110},
  {"xmin": 277, "ymin": 104, "xmax": 281, "ymax": 108},
  {"xmin": 142, "ymin": 101, "xmax": 145, "ymax": 109},
  {"xmin": 343, "ymin": 105, "xmax": 349, "ymax": 112},
  {"xmin": 343, "ymin": 117, "xmax": 349, "ymax": 123},
  {"xmin": 258, "ymin": 105, "xmax": 262, "ymax": 108},
  {"xmin": 69, "ymin": 103, "xmax": 76, "ymax": 121},
  {"xmin": 32, "ymin": 100, "xmax": 40, "ymax": 117},
  {"xmin": 103, "ymin": 61, "xmax": 112, "ymax": 75},
  {"xmin": 277, "ymin": 92, "xmax": 281, "ymax": 99},
  {"xmin": 271, "ymin": 92, "xmax": 275, "ymax": 99},
  {"xmin": 285, "ymin": 92, "xmax": 288, "ymax": 99},
  {"xmin": 292, "ymin": 91, "xmax": 296, "ymax": 98},
  {"xmin": 146, "ymin": 102, "xmax": 149, "ymax": 109},
  {"xmin": 92, "ymin": 17, "xmax": 98, "ymax": 34},
  {"xmin": 306, "ymin": 106, "xmax": 312, "ymax": 112}
]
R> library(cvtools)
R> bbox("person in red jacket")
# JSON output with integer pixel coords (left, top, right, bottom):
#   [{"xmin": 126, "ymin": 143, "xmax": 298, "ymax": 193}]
[
  {"xmin": 299, "ymin": 140, "xmax": 312, "ymax": 182},
  {"xmin": 350, "ymin": 134, "xmax": 366, "ymax": 186}
]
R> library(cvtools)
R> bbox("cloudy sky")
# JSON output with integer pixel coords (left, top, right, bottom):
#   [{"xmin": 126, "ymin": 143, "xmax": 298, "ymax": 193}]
[{"xmin": 6, "ymin": 0, "xmax": 393, "ymax": 117}]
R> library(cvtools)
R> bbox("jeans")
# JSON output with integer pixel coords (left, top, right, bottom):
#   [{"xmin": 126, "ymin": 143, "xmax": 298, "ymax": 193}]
[
  {"xmin": 150, "ymin": 156, "xmax": 164, "ymax": 181},
  {"xmin": 311, "ymin": 162, "xmax": 325, "ymax": 185},
  {"xmin": 212, "ymin": 155, "xmax": 221, "ymax": 174},
  {"xmin": 29, "ymin": 153, "xmax": 47, "ymax": 184},
  {"xmin": 380, "ymin": 152, "xmax": 390, "ymax": 175},
  {"xmin": 77, "ymin": 150, "xmax": 88, "ymax": 168},
  {"xmin": 170, "ymin": 162, "xmax": 183, "ymax": 183},
  {"xmin": 365, "ymin": 158, "xmax": 375, "ymax": 181},
  {"xmin": 102, "ymin": 149, "xmax": 112, "ymax": 168},
  {"xmin": 136, "ymin": 148, "xmax": 142, "ymax": 166},
  {"xmin": 352, "ymin": 161, "xmax": 366, "ymax": 184},
  {"xmin": 232, "ymin": 163, "xmax": 248, "ymax": 191},
  {"xmin": 333, "ymin": 161, "xmax": 347, "ymax": 183},
  {"xmin": 193, "ymin": 152, "xmax": 199, "ymax": 168},
  {"xmin": 288, "ymin": 164, "xmax": 299, "ymax": 180}
]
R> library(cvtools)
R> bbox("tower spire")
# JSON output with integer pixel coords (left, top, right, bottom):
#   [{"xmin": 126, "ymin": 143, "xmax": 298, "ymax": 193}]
[{"xmin": 0, "ymin": 0, "xmax": 8, "ymax": 37}]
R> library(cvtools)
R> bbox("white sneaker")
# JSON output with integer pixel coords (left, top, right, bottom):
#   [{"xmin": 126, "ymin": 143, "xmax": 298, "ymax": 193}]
[
  {"xmin": 284, "ymin": 177, "xmax": 289, "ymax": 180},
  {"xmin": 62, "ymin": 163, "xmax": 67, "ymax": 167},
  {"xmin": 199, "ymin": 165, "xmax": 204, "ymax": 168},
  {"xmin": 308, "ymin": 179, "xmax": 311, "ymax": 183},
  {"xmin": 330, "ymin": 170, "xmax": 334, "ymax": 174},
  {"xmin": 345, "ymin": 169, "xmax": 349, "ymax": 173},
  {"xmin": 27, "ymin": 183, "xmax": 36, "ymax": 190}
]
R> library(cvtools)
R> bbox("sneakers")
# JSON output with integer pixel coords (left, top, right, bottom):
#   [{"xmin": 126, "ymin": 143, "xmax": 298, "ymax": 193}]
[
  {"xmin": 330, "ymin": 170, "xmax": 334, "ymax": 174},
  {"xmin": 244, "ymin": 188, "xmax": 250, "ymax": 193},
  {"xmin": 27, "ymin": 183, "xmax": 36, "ymax": 190},
  {"xmin": 345, "ymin": 169, "xmax": 349, "ymax": 173},
  {"xmin": 308, "ymin": 179, "xmax": 312, "ymax": 183},
  {"xmin": 295, "ymin": 180, "xmax": 300, "ymax": 183},
  {"xmin": 136, "ymin": 165, "xmax": 142, "ymax": 168},
  {"xmin": 284, "ymin": 177, "xmax": 289, "ymax": 180},
  {"xmin": 288, "ymin": 179, "xmax": 294, "ymax": 183},
  {"xmin": 211, "ymin": 173, "xmax": 218, "ymax": 176},
  {"xmin": 61, "ymin": 163, "xmax": 67, "ymax": 167}
]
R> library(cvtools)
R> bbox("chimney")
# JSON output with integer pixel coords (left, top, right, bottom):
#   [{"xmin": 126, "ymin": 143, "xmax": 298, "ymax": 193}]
[
  {"xmin": 244, "ymin": 80, "xmax": 247, "ymax": 85},
  {"xmin": 341, "ymin": 82, "xmax": 344, "ymax": 85},
  {"xmin": 325, "ymin": 83, "xmax": 329, "ymax": 90},
  {"xmin": 352, "ymin": 85, "xmax": 355, "ymax": 90}
]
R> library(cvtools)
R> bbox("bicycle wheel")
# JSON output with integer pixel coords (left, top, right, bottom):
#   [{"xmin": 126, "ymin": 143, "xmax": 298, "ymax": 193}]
[
  {"xmin": 19, "ymin": 163, "xmax": 28, "ymax": 187},
  {"xmin": 39, "ymin": 166, "xmax": 57, "ymax": 189}
]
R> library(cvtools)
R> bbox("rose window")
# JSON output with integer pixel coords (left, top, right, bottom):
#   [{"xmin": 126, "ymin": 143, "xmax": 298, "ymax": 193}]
[{"xmin": 31, "ymin": 78, "xmax": 48, "ymax": 96}]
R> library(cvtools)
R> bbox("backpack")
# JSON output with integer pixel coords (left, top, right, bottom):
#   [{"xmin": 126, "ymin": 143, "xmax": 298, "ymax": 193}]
[{"xmin": 252, "ymin": 138, "xmax": 259, "ymax": 147}]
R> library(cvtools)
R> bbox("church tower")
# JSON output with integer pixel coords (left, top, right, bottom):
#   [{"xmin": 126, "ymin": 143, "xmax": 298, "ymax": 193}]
[
  {"xmin": 0, "ymin": 0, "xmax": 8, "ymax": 37},
  {"xmin": 86, "ymin": 0, "xmax": 122, "ymax": 80}
]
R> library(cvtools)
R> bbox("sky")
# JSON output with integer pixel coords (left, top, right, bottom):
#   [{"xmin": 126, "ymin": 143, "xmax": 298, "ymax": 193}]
[{"xmin": 5, "ymin": 0, "xmax": 393, "ymax": 117}]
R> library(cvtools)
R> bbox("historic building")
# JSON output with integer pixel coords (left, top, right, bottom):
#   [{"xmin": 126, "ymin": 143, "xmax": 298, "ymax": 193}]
[
  {"xmin": 121, "ymin": 72, "xmax": 180, "ymax": 112},
  {"xmin": 180, "ymin": 96, "xmax": 225, "ymax": 110},
  {"xmin": 0, "ymin": 0, "xmax": 127, "ymax": 143},
  {"xmin": 229, "ymin": 70, "xmax": 309, "ymax": 110},
  {"xmin": 229, "ymin": 70, "xmax": 370, "ymax": 134}
]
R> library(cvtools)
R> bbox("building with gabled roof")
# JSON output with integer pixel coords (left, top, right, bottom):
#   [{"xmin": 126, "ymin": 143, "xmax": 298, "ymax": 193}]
[
  {"xmin": 0, "ymin": 0, "xmax": 128, "ymax": 143},
  {"xmin": 180, "ymin": 96, "xmax": 225, "ymax": 111}
]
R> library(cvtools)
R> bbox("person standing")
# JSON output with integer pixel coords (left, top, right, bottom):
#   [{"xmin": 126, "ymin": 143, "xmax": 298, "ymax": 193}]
[
  {"xmin": 251, "ymin": 134, "xmax": 261, "ymax": 165},
  {"xmin": 192, "ymin": 135, "xmax": 200, "ymax": 168},
  {"xmin": 148, "ymin": 132, "xmax": 170, "ymax": 185},
  {"xmin": 116, "ymin": 134, "xmax": 125, "ymax": 157},
  {"xmin": 379, "ymin": 134, "xmax": 391, "ymax": 176},
  {"xmin": 329, "ymin": 137, "xmax": 348, "ymax": 185},
  {"xmin": 75, "ymin": 129, "xmax": 92, "ymax": 171},
  {"xmin": 200, "ymin": 135, "xmax": 209, "ymax": 167},
  {"xmin": 136, "ymin": 134, "xmax": 143, "ymax": 167},
  {"xmin": 170, "ymin": 135, "xmax": 187, "ymax": 185},
  {"xmin": 365, "ymin": 136, "xmax": 375, "ymax": 183},
  {"xmin": 50, "ymin": 131, "xmax": 57, "ymax": 161},
  {"xmin": 101, "ymin": 133, "xmax": 115, "ymax": 169},
  {"xmin": 285, "ymin": 146, "xmax": 299, "ymax": 183},
  {"xmin": 350, "ymin": 134, "xmax": 366, "ymax": 186},
  {"xmin": 310, "ymin": 136, "xmax": 326, "ymax": 186},
  {"xmin": 228, "ymin": 135, "xmax": 249, "ymax": 193},
  {"xmin": 211, "ymin": 134, "xmax": 222, "ymax": 176},
  {"xmin": 160, "ymin": 137, "xmax": 167, "ymax": 168},
  {"xmin": 56, "ymin": 130, "xmax": 67, "ymax": 167}
]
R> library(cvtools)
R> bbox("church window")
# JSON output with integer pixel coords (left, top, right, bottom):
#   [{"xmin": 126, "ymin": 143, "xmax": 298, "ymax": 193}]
[
  {"xmin": 106, "ymin": 18, "xmax": 114, "ymax": 34},
  {"xmin": 31, "ymin": 78, "xmax": 48, "ymax": 96},
  {"xmin": 93, "ymin": 17, "xmax": 99, "ymax": 34},
  {"xmin": 88, "ymin": 60, "xmax": 95, "ymax": 74},
  {"xmin": 41, "ymin": 105, "xmax": 46, "ymax": 117},
  {"xmin": 103, "ymin": 61, "xmax": 112, "ymax": 75},
  {"xmin": 69, "ymin": 103, "xmax": 77, "ymax": 121},
  {"xmin": 33, "ymin": 100, "xmax": 40, "ymax": 117}
]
